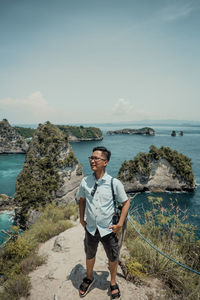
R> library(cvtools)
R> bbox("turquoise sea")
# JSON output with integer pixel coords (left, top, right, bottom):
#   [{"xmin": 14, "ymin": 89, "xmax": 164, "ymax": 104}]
[{"xmin": 0, "ymin": 123, "xmax": 200, "ymax": 244}]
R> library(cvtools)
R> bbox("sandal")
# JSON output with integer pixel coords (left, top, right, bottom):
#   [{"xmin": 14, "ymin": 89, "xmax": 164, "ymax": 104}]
[
  {"xmin": 79, "ymin": 277, "xmax": 95, "ymax": 297},
  {"xmin": 110, "ymin": 283, "xmax": 121, "ymax": 299}
]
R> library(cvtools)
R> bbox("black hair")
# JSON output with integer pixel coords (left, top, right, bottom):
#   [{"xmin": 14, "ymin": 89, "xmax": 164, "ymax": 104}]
[{"xmin": 92, "ymin": 146, "xmax": 111, "ymax": 161}]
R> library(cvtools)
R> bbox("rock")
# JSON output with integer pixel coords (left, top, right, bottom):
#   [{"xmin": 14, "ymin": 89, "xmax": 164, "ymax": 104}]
[
  {"xmin": 14, "ymin": 121, "xmax": 83, "ymax": 228},
  {"xmin": 107, "ymin": 127, "xmax": 155, "ymax": 136},
  {"xmin": 0, "ymin": 119, "xmax": 28, "ymax": 154},
  {"xmin": 118, "ymin": 146, "xmax": 195, "ymax": 192},
  {"xmin": 171, "ymin": 130, "xmax": 176, "ymax": 136},
  {"xmin": 0, "ymin": 194, "xmax": 17, "ymax": 211},
  {"xmin": 56, "ymin": 164, "xmax": 83, "ymax": 205},
  {"xmin": 178, "ymin": 131, "xmax": 183, "ymax": 136}
]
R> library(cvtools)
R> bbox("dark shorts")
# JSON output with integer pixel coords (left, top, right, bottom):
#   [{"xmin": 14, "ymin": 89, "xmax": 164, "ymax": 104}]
[{"xmin": 84, "ymin": 228, "xmax": 119, "ymax": 262}]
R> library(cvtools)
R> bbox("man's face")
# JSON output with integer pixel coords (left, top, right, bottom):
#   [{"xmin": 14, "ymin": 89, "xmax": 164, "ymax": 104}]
[{"xmin": 89, "ymin": 150, "xmax": 108, "ymax": 172}]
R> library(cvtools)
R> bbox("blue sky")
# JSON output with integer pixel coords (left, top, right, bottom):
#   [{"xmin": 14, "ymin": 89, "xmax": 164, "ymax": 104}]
[{"xmin": 0, "ymin": 0, "xmax": 200, "ymax": 124}]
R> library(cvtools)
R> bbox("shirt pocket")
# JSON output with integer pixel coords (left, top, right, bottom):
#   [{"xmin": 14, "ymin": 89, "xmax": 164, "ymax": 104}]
[{"xmin": 98, "ymin": 189, "xmax": 113, "ymax": 208}]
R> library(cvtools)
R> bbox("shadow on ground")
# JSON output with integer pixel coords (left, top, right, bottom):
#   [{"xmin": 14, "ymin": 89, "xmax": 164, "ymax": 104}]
[{"xmin": 68, "ymin": 263, "xmax": 110, "ymax": 294}]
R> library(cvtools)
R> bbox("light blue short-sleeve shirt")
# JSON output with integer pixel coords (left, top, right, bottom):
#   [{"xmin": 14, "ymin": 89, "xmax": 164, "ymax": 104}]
[{"xmin": 76, "ymin": 172, "xmax": 128, "ymax": 237}]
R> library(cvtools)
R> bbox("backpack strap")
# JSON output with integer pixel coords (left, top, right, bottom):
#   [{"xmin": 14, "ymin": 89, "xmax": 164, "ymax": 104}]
[{"xmin": 111, "ymin": 177, "xmax": 117, "ymax": 211}]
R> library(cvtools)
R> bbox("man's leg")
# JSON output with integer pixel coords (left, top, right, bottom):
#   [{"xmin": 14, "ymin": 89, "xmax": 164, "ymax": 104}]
[
  {"xmin": 101, "ymin": 233, "xmax": 120, "ymax": 298},
  {"xmin": 86, "ymin": 256, "xmax": 96, "ymax": 280},
  {"xmin": 79, "ymin": 257, "xmax": 96, "ymax": 296},
  {"xmin": 79, "ymin": 229, "xmax": 98, "ymax": 296},
  {"xmin": 109, "ymin": 259, "xmax": 120, "ymax": 296}
]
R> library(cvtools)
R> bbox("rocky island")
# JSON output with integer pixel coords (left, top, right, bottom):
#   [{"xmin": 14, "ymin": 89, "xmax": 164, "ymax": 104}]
[
  {"xmin": 0, "ymin": 119, "xmax": 28, "ymax": 154},
  {"xmin": 107, "ymin": 127, "xmax": 155, "ymax": 136},
  {"xmin": 14, "ymin": 121, "xmax": 83, "ymax": 229},
  {"xmin": 118, "ymin": 145, "xmax": 195, "ymax": 192},
  {"xmin": 57, "ymin": 125, "xmax": 103, "ymax": 141},
  {"xmin": 15, "ymin": 124, "xmax": 103, "ymax": 142}
]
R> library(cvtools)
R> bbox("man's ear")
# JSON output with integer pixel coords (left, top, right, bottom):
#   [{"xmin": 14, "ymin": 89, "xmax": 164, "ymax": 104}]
[{"xmin": 104, "ymin": 160, "xmax": 108, "ymax": 167}]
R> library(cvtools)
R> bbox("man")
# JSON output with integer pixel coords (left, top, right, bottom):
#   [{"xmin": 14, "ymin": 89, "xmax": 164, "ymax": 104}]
[{"xmin": 76, "ymin": 146, "xmax": 130, "ymax": 299}]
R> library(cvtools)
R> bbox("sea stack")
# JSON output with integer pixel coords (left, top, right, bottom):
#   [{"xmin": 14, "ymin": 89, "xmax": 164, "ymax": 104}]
[
  {"xmin": 118, "ymin": 145, "xmax": 195, "ymax": 193},
  {"xmin": 14, "ymin": 121, "xmax": 83, "ymax": 228}
]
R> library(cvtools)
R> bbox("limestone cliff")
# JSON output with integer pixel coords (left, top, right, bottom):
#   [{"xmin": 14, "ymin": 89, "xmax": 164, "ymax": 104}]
[
  {"xmin": 14, "ymin": 121, "xmax": 83, "ymax": 228},
  {"xmin": 118, "ymin": 145, "xmax": 195, "ymax": 192},
  {"xmin": 0, "ymin": 119, "xmax": 28, "ymax": 154}
]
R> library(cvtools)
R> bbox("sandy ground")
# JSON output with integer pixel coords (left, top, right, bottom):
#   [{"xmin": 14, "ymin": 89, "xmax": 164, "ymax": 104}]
[{"xmin": 21, "ymin": 223, "xmax": 166, "ymax": 300}]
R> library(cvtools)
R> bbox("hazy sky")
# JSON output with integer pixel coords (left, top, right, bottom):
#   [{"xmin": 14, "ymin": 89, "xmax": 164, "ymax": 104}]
[{"xmin": 0, "ymin": 0, "xmax": 200, "ymax": 124}]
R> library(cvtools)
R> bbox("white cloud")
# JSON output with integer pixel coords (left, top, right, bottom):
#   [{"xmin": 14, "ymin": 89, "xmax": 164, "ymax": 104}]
[
  {"xmin": 0, "ymin": 92, "xmax": 72, "ymax": 124},
  {"xmin": 110, "ymin": 98, "xmax": 169, "ymax": 122},
  {"xmin": 112, "ymin": 99, "xmax": 134, "ymax": 118}
]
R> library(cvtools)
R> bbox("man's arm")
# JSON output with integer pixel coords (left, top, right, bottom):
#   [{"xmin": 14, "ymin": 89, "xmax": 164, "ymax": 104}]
[
  {"xmin": 109, "ymin": 198, "xmax": 130, "ymax": 234},
  {"xmin": 79, "ymin": 197, "xmax": 87, "ymax": 228}
]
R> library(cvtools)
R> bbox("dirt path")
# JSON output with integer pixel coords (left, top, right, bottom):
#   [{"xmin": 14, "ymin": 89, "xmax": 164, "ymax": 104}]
[{"xmin": 23, "ymin": 223, "xmax": 166, "ymax": 300}]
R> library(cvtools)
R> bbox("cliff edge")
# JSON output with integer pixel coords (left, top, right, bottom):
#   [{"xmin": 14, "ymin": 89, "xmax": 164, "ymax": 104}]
[{"xmin": 21, "ymin": 223, "xmax": 166, "ymax": 300}]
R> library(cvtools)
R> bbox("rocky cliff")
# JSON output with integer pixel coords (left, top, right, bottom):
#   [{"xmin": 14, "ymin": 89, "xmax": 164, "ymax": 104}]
[
  {"xmin": 118, "ymin": 145, "xmax": 195, "ymax": 192},
  {"xmin": 0, "ymin": 119, "xmax": 28, "ymax": 154},
  {"xmin": 0, "ymin": 194, "xmax": 17, "ymax": 211},
  {"xmin": 14, "ymin": 121, "xmax": 83, "ymax": 228},
  {"xmin": 107, "ymin": 127, "xmax": 155, "ymax": 136}
]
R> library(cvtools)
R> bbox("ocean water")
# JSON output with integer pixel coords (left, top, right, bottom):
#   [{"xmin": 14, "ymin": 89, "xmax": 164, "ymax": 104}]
[{"xmin": 0, "ymin": 123, "xmax": 200, "ymax": 244}]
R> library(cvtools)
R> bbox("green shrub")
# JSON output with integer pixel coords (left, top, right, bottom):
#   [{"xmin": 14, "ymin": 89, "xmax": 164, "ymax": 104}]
[
  {"xmin": 14, "ymin": 126, "xmax": 35, "ymax": 139},
  {"xmin": 125, "ymin": 196, "xmax": 200, "ymax": 298},
  {"xmin": 0, "ymin": 274, "xmax": 30, "ymax": 300}
]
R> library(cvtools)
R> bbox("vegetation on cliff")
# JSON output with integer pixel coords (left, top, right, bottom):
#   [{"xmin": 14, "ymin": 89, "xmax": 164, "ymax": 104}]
[
  {"xmin": 57, "ymin": 124, "xmax": 103, "ymax": 140},
  {"xmin": 0, "ymin": 203, "xmax": 78, "ymax": 300},
  {"xmin": 14, "ymin": 121, "xmax": 78, "ymax": 225},
  {"xmin": 13, "ymin": 124, "xmax": 103, "ymax": 141},
  {"xmin": 124, "ymin": 196, "xmax": 200, "ymax": 299},
  {"xmin": 14, "ymin": 126, "xmax": 35, "ymax": 139},
  {"xmin": 118, "ymin": 145, "xmax": 194, "ymax": 186}
]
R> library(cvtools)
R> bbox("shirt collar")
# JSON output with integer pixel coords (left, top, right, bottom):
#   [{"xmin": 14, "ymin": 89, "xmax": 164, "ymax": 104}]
[{"xmin": 93, "ymin": 171, "xmax": 109, "ymax": 183}]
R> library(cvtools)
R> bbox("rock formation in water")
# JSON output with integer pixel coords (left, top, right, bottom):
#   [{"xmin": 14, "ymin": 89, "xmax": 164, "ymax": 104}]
[
  {"xmin": 171, "ymin": 130, "xmax": 176, "ymax": 136},
  {"xmin": 57, "ymin": 125, "xmax": 103, "ymax": 141},
  {"xmin": 14, "ymin": 121, "xmax": 83, "ymax": 228},
  {"xmin": 118, "ymin": 145, "xmax": 195, "ymax": 192},
  {"xmin": 107, "ymin": 127, "xmax": 155, "ymax": 136},
  {"xmin": 0, "ymin": 119, "xmax": 28, "ymax": 154},
  {"xmin": 0, "ymin": 194, "xmax": 17, "ymax": 211}
]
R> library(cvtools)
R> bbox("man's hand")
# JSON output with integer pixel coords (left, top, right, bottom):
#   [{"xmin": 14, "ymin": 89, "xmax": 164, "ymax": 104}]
[
  {"xmin": 109, "ymin": 224, "xmax": 122, "ymax": 234},
  {"xmin": 80, "ymin": 219, "xmax": 87, "ymax": 228}
]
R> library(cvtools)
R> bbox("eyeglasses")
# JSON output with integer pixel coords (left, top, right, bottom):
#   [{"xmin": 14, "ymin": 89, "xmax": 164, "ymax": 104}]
[{"xmin": 88, "ymin": 156, "xmax": 106, "ymax": 162}]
